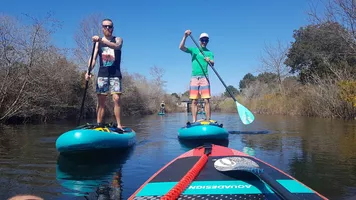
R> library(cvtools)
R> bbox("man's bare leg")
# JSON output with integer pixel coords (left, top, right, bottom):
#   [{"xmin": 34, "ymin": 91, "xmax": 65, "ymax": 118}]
[
  {"xmin": 204, "ymin": 98, "xmax": 211, "ymax": 120},
  {"xmin": 191, "ymin": 99, "xmax": 198, "ymax": 123},
  {"xmin": 97, "ymin": 94, "xmax": 107, "ymax": 124},
  {"xmin": 113, "ymin": 93, "xmax": 123, "ymax": 130}
]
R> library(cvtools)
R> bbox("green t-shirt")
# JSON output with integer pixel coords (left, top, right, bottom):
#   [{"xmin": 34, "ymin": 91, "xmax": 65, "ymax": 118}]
[{"xmin": 185, "ymin": 47, "xmax": 214, "ymax": 76}]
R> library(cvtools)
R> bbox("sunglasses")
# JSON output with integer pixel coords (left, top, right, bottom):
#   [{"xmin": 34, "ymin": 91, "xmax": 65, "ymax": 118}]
[
  {"xmin": 200, "ymin": 38, "xmax": 209, "ymax": 43},
  {"xmin": 102, "ymin": 25, "xmax": 113, "ymax": 29}
]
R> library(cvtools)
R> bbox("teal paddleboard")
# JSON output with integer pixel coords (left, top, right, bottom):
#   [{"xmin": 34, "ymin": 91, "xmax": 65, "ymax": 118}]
[
  {"xmin": 56, "ymin": 123, "xmax": 136, "ymax": 153},
  {"xmin": 178, "ymin": 120, "xmax": 228, "ymax": 140}
]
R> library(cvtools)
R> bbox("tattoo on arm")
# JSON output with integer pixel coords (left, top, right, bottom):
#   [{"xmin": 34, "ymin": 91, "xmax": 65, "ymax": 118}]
[
  {"xmin": 101, "ymin": 37, "xmax": 123, "ymax": 50},
  {"xmin": 114, "ymin": 37, "xmax": 123, "ymax": 50}
]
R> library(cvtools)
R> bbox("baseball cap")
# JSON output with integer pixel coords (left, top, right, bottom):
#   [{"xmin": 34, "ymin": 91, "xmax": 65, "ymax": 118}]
[{"xmin": 199, "ymin": 33, "xmax": 209, "ymax": 39}]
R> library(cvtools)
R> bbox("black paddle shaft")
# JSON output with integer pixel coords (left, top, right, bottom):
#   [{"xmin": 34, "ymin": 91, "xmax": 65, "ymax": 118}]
[
  {"xmin": 189, "ymin": 35, "xmax": 238, "ymax": 102},
  {"xmin": 258, "ymin": 171, "xmax": 301, "ymax": 200},
  {"xmin": 77, "ymin": 42, "xmax": 96, "ymax": 126}
]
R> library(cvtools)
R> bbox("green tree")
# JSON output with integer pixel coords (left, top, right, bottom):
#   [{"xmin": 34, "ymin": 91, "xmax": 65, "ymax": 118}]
[
  {"xmin": 224, "ymin": 85, "xmax": 239, "ymax": 97},
  {"xmin": 307, "ymin": 0, "xmax": 356, "ymax": 40},
  {"xmin": 182, "ymin": 90, "xmax": 190, "ymax": 97},
  {"xmin": 239, "ymin": 73, "xmax": 256, "ymax": 90},
  {"xmin": 171, "ymin": 93, "xmax": 180, "ymax": 100},
  {"xmin": 285, "ymin": 21, "xmax": 356, "ymax": 83}
]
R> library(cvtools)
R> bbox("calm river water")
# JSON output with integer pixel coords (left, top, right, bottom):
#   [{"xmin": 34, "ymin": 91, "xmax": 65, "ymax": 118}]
[{"xmin": 0, "ymin": 113, "xmax": 355, "ymax": 200}]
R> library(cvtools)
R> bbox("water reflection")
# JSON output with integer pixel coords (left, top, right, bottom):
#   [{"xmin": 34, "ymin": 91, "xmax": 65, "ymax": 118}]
[
  {"xmin": 229, "ymin": 130, "xmax": 270, "ymax": 134},
  {"xmin": 231, "ymin": 115, "xmax": 356, "ymax": 199},
  {"xmin": 242, "ymin": 147, "xmax": 255, "ymax": 156},
  {"xmin": 178, "ymin": 138, "xmax": 229, "ymax": 150},
  {"xmin": 56, "ymin": 148, "xmax": 133, "ymax": 199}
]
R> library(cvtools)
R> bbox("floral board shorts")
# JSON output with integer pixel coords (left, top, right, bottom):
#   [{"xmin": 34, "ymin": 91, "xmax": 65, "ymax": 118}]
[
  {"xmin": 96, "ymin": 77, "xmax": 122, "ymax": 95},
  {"xmin": 189, "ymin": 76, "xmax": 211, "ymax": 99}
]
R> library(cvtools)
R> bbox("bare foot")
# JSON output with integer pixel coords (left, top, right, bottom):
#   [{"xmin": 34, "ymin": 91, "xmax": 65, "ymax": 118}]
[{"xmin": 116, "ymin": 125, "xmax": 125, "ymax": 132}]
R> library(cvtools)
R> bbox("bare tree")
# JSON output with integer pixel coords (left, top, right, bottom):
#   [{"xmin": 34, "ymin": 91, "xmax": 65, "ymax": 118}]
[
  {"xmin": 307, "ymin": 0, "xmax": 356, "ymax": 48},
  {"xmin": 73, "ymin": 13, "xmax": 103, "ymax": 70},
  {"xmin": 145, "ymin": 66, "xmax": 166, "ymax": 111},
  {"xmin": 306, "ymin": 0, "xmax": 356, "ymax": 80},
  {"xmin": 0, "ymin": 13, "xmax": 85, "ymax": 123},
  {"xmin": 0, "ymin": 14, "xmax": 52, "ymax": 120},
  {"xmin": 259, "ymin": 40, "xmax": 290, "ymax": 91},
  {"xmin": 150, "ymin": 65, "xmax": 167, "ymax": 88}
]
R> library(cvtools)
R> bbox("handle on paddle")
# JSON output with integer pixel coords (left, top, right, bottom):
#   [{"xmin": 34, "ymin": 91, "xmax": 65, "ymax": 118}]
[{"xmin": 214, "ymin": 156, "xmax": 302, "ymax": 200}]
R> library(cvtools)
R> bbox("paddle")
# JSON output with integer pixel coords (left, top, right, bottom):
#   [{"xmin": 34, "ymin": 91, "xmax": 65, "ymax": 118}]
[
  {"xmin": 188, "ymin": 35, "xmax": 255, "ymax": 125},
  {"xmin": 214, "ymin": 156, "xmax": 300, "ymax": 200},
  {"xmin": 77, "ymin": 42, "xmax": 96, "ymax": 126}
]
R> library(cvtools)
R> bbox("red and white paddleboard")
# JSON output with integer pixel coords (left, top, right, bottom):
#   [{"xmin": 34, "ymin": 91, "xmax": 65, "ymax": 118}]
[{"xmin": 129, "ymin": 144, "xmax": 328, "ymax": 200}]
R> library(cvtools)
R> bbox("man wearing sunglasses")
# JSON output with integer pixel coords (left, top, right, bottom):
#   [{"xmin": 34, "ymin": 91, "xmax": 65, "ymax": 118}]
[
  {"xmin": 179, "ymin": 30, "xmax": 214, "ymax": 123},
  {"xmin": 85, "ymin": 18, "xmax": 124, "ymax": 131}
]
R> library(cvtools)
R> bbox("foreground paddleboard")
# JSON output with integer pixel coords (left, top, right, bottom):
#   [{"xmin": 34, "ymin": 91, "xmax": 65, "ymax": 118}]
[
  {"xmin": 129, "ymin": 144, "xmax": 328, "ymax": 200},
  {"xmin": 178, "ymin": 119, "xmax": 228, "ymax": 140},
  {"xmin": 56, "ymin": 124, "xmax": 136, "ymax": 153}
]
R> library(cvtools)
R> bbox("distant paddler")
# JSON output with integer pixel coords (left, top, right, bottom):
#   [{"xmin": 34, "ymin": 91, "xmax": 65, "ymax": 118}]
[{"xmin": 159, "ymin": 101, "xmax": 165, "ymax": 113}]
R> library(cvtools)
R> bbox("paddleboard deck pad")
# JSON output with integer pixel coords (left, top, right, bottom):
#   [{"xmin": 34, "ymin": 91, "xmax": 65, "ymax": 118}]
[{"xmin": 129, "ymin": 144, "xmax": 327, "ymax": 200}]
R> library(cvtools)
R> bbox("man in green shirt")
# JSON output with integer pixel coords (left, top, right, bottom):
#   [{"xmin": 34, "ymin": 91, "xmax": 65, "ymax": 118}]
[{"xmin": 179, "ymin": 30, "xmax": 214, "ymax": 122}]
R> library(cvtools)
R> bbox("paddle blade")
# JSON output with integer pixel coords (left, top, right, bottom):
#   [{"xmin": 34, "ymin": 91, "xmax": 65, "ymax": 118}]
[{"xmin": 236, "ymin": 101, "xmax": 255, "ymax": 125}]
